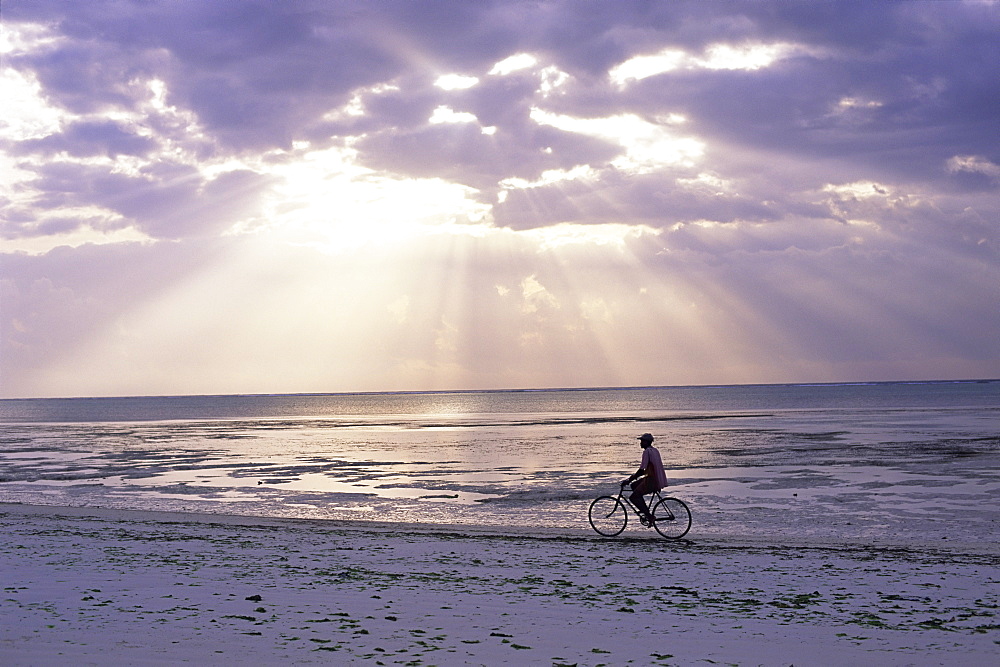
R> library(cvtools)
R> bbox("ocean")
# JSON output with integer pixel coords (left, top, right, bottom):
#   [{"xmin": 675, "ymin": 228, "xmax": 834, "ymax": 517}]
[{"xmin": 1, "ymin": 381, "xmax": 998, "ymax": 547}]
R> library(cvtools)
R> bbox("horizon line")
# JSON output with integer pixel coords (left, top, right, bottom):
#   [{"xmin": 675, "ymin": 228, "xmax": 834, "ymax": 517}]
[{"xmin": 2, "ymin": 378, "xmax": 996, "ymax": 402}]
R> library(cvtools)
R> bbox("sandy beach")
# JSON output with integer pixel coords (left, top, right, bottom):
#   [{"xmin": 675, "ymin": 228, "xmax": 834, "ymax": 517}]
[{"xmin": 2, "ymin": 503, "xmax": 997, "ymax": 665}]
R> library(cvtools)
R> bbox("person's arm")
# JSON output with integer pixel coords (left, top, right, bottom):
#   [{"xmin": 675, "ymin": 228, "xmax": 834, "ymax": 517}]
[
  {"xmin": 622, "ymin": 465, "xmax": 647, "ymax": 485},
  {"xmin": 624, "ymin": 448, "xmax": 653, "ymax": 485}
]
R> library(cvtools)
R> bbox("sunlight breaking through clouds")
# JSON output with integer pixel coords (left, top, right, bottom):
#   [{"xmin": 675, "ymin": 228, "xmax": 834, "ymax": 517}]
[
  {"xmin": 434, "ymin": 73, "xmax": 480, "ymax": 90},
  {"xmin": 530, "ymin": 108, "xmax": 704, "ymax": 173},
  {"xmin": 489, "ymin": 53, "xmax": 538, "ymax": 75},
  {"xmin": 323, "ymin": 83, "xmax": 400, "ymax": 122},
  {"xmin": 836, "ymin": 97, "xmax": 884, "ymax": 111},
  {"xmin": 428, "ymin": 105, "xmax": 479, "ymax": 125},
  {"xmin": 485, "ymin": 51, "xmax": 569, "ymax": 94},
  {"xmin": 0, "ymin": 68, "xmax": 65, "ymax": 141},
  {"xmin": 1, "ymin": 68, "xmax": 251, "ymax": 252},
  {"xmin": 610, "ymin": 42, "xmax": 801, "ymax": 85},
  {"xmin": 0, "ymin": 19, "xmax": 63, "ymax": 56},
  {"xmin": 676, "ymin": 173, "xmax": 732, "ymax": 195},
  {"xmin": 498, "ymin": 165, "xmax": 598, "ymax": 201},
  {"xmin": 523, "ymin": 223, "xmax": 659, "ymax": 251},
  {"xmin": 260, "ymin": 145, "xmax": 493, "ymax": 253},
  {"xmin": 2, "ymin": 1, "xmax": 998, "ymax": 397},
  {"xmin": 609, "ymin": 49, "xmax": 686, "ymax": 83},
  {"xmin": 947, "ymin": 155, "xmax": 1000, "ymax": 181},
  {"xmin": 519, "ymin": 274, "xmax": 558, "ymax": 314},
  {"xmin": 823, "ymin": 181, "xmax": 892, "ymax": 199},
  {"xmin": 537, "ymin": 65, "xmax": 571, "ymax": 96}
]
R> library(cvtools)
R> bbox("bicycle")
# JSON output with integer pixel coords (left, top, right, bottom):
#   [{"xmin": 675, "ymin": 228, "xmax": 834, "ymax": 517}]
[{"xmin": 588, "ymin": 481, "xmax": 692, "ymax": 539}]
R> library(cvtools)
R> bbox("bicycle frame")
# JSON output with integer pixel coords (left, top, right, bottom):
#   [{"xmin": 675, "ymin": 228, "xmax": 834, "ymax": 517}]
[
  {"xmin": 616, "ymin": 484, "xmax": 668, "ymax": 518},
  {"xmin": 588, "ymin": 482, "xmax": 691, "ymax": 539}
]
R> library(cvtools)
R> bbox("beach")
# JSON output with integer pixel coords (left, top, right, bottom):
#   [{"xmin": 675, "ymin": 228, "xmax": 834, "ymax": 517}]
[
  {"xmin": 2, "ymin": 384, "xmax": 999, "ymax": 664},
  {"xmin": 2, "ymin": 502, "xmax": 997, "ymax": 665}
]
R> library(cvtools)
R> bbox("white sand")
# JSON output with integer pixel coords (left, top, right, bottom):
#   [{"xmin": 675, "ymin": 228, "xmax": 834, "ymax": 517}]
[{"xmin": 1, "ymin": 503, "xmax": 997, "ymax": 665}]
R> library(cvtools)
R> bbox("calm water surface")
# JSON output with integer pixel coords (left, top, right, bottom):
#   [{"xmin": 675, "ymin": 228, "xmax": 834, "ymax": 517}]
[{"xmin": 2, "ymin": 381, "xmax": 997, "ymax": 547}]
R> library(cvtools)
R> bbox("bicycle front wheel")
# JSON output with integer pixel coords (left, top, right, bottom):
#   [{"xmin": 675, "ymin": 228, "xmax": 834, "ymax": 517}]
[
  {"xmin": 651, "ymin": 497, "xmax": 691, "ymax": 539},
  {"xmin": 588, "ymin": 495, "xmax": 628, "ymax": 536}
]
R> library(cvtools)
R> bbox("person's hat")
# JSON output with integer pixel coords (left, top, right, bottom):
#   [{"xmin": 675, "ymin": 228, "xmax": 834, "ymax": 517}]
[{"xmin": 638, "ymin": 433, "xmax": 654, "ymax": 442}]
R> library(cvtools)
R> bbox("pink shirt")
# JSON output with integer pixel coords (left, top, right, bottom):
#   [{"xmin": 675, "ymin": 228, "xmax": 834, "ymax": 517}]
[{"xmin": 641, "ymin": 446, "xmax": 668, "ymax": 489}]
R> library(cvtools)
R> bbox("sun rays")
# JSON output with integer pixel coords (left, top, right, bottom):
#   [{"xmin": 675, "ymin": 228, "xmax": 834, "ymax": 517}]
[{"xmin": 4, "ymin": 2, "xmax": 998, "ymax": 398}]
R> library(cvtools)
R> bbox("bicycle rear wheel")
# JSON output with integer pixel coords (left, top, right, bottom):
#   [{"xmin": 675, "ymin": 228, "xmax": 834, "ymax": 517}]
[
  {"xmin": 651, "ymin": 497, "xmax": 691, "ymax": 539},
  {"xmin": 588, "ymin": 496, "xmax": 628, "ymax": 536}
]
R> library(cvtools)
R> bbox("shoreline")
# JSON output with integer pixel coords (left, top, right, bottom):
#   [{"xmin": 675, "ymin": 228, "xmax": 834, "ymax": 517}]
[{"xmin": 3, "ymin": 500, "xmax": 998, "ymax": 558}]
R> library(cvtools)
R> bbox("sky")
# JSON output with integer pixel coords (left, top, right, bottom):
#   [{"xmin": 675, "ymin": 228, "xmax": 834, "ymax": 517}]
[{"xmin": 2, "ymin": 0, "xmax": 998, "ymax": 399}]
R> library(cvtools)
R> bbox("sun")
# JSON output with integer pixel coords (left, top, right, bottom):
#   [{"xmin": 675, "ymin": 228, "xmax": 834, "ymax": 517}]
[{"xmin": 251, "ymin": 144, "xmax": 492, "ymax": 253}]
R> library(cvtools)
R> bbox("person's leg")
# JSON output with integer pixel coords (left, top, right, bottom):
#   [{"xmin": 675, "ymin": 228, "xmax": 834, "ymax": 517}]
[{"xmin": 629, "ymin": 478, "xmax": 653, "ymax": 519}]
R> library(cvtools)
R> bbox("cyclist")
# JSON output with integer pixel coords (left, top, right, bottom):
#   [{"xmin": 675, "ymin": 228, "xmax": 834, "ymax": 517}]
[{"xmin": 622, "ymin": 433, "xmax": 668, "ymax": 526}]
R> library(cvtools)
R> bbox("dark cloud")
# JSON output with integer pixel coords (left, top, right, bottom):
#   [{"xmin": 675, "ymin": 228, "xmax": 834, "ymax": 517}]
[
  {"xmin": 5, "ymin": 0, "xmax": 997, "ymax": 237},
  {"xmin": 6, "ymin": 39, "xmax": 149, "ymax": 115},
  {"xmin": 7, "ymin": 1, "xmax": 997, "ymax": 192},
  {"xmin": 6, "ymin": 160, "xmax": 275, "ymax": 241},
  {"xmin": 17, "ymin": 120, "xmax": 156, "ymax": 158},
  {"xmin": 623, "ymin": 6, "xmax": 1000, "ymax": 188},
  {"xmin": 7, "ymin": 1, "xmax": 399, "ymax": 149},
  {"xmin": 9, "ymin": 4, "xmax": 996, "ymax": 185}
]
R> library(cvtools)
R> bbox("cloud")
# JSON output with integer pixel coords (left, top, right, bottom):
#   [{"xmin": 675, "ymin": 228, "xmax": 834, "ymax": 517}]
[
  {"xmin": 2, "ymin": 0, "xmax": 998, "ymax": 397},
  {"xmin": 5, "ymin": 159, "xmax": 275, "ymax": 241},
  {"xmin": 17, "ymin": 119, "xmax": 157, "ymax": 158},
  {"xmin": 609, "ymin": 41, "xmax": 805, "ymax": 85},
  {"xmin": 947, "ymin": 155, "xmax": 1000, "ymax": 180},
  {"xmin": 946, "ymin": 154, "xmax": 1000, "ymax": 191}
]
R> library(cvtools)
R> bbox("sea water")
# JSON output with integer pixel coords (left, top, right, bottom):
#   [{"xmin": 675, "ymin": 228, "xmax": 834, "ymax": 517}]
[{"xmin": 1, "ymin": 381, "xmax": 998, "ymax": 547}]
